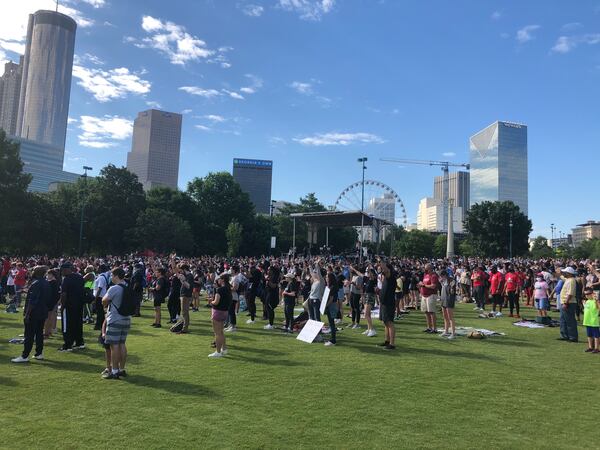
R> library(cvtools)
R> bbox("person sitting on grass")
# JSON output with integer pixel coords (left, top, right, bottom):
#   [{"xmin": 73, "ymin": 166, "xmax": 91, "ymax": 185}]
[
  {"xmin": 582, "ymin": 287, "xmax": 600, "ymax": 353},
  {"xmin": 11, "ymin": 266, "xmax": 51, "ymax": 363},
  {"xmin": 209, "ymin": 273, "xmax": 232, "ymax": 358},
  {"xmin": 101, "ymin": 268, "xmax": 131, "ymax": 379}
]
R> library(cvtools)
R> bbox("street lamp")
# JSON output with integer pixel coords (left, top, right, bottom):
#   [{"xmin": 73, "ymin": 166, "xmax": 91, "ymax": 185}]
[
  {"xmin": 509, "ymin": 217, "xmax": 513, "ymax": 259},
  {"xmin": 78, "ymin": 166, "xmax": 93, "ymax": 256},
  {"xmin": 357, "ymin": 157, "xmax": 368, "ymax": 263},
  {"xmin": 269, "ymin": 200, "xmax": 276, "ymax": 255}
]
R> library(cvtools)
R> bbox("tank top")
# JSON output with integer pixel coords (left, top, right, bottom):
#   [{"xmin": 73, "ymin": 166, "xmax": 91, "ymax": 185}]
[{"xmin": 583, "ymin": 299, "xmax": 599, "ymax": 327}]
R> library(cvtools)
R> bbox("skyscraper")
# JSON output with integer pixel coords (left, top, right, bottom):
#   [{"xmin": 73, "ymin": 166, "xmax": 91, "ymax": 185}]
[
  {"xmin": 0, "ymin": 59, "xmax": 23, "ymax": 135},
  {"xmin": 126, "ymin": 109, "xmax": 182, "ymax": 191},
  {"xmin": 434, "ymin": 171, "xmax": 470, "ymax": 221},
  {"xmin": 16, "ymin": 10, "xmax": 76, "ymax": 150},
  {"xmin": 232, "ymin": 158, "xmax": 273, "ymax": 214},
  {"xmin": 416, "ymin": 197, "xmax": 464, "ymax": 233},
  {"xmin": 469, "ymin": 121, "xmax": 528, "ymax": 215}
]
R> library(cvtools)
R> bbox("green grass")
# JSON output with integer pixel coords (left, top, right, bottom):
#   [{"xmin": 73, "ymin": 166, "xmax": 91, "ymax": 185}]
[{"xmin": 1, "ymin": 300, "xmax": 598, "ymax": 450}]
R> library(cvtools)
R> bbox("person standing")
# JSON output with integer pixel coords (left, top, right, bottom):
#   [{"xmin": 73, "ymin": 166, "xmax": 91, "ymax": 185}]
[
  {"xmin": 209, "ymin": 273, "xmax": 232, "ymax": 358},
  {"xmin": 282, "ymin": 273, "xmax": 298, "ymax": 333},
  {"xmin": 582, "ymin": 287, "xmax": 600, "ymax": 353},
  {"xmin": 130, "ymin": 263, "xmax": 145, "ymax": 317},
  {"xmin": 471, "ymin": 266, "xmax": 486, "ymax": 311},
  {"xmin": 245, "ymin": 264, "xmax": 262, "ymax": 324},
  {"xmin": 44, "ymin": 269, "xmax": 61, "ymax": 339},
  {"xmin": 93, "ymin": 264, "xmax": 110, "ymax": 330},
  {"xmin": 263, "ymin": 263, "xmax": 281, "ymax": 330},
  {"xmin": 420, "ymin": 263, "xmax": 439, "ymax": 334},
  {"xmin": 11, "ymin": 266, "xmax": 51, "ymax": 363},
  {"xmin": 349, "ymin": 266, "xmax": 364, "ymax": 329},
  {"xmin": 227, "ymin": 266, "xmax": 245, "ymax": 333},
  {"xmin": 377, "ymin": 260, "xmax": 397, "ymax": 350},
  {"xmin": 533, "ymin": 273, "xmax": 550, "ymax": 318},
  {"xmin": 489, "ymin": 266, "xmax": 504, "ymax": 315},
  {"xmin": 307, "ymin": 260, "xmax": 325, "ymax": 323},
  {"xmin": 151, "ymin": 268, "xmax": 169, "ymax": 328},
  {"xmin": 101, "ymin": 268, "xmax": 132, "ymax": 379},
  {"xmin": 558, "ymin": 267, "xmax": 579, "ymax": 343},
  {"xmin": 176, "ymin": 264, "xmax": 194, "ymax": 334},
  {"xmin": 439, "ymin": 271, "xmax": 457, "ymax": 339},
  {"xmin": 324, "ymin": 272, "xmax": 338, "ymax": 346},
  {"xmin": 59, "ymin": 262, "xmax": 85, "ymax": 352},
  {"xmin": 361, "ymin": 268, "xmax": 378, "ymax": 336},
  {"xmin": 503, "ymin": 266, "xmax": 520, "ymax": 318}
]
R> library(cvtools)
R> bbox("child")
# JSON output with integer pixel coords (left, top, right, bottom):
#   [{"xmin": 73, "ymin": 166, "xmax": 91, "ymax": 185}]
[
  {"xmin": 533, "ymin": 273, "xmax": 550, "ymax": 318},
  {"xmin": 582, "ymin": 287, "xmax": 600, "ymax": 353}
]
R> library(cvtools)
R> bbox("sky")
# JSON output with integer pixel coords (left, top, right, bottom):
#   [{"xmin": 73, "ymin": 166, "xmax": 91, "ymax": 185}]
[{"xmin": 1, "ymin": 0, "xmax": 599, "ymax": 239}]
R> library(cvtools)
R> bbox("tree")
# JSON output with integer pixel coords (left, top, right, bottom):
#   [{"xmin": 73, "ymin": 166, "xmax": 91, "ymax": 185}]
[
  {"xmin": 126, "ymin": 208, "xmax": 194, "ymax": 253},
  {"xmin": 573, "ymin": 238, "xmax": 600, "ymax": 259},
  {"xmin": 394, "ymin": 230, "xmax": 435, "ymax": 257},
  {"xmin": 187, "ymin": 172, "xmax": 255, "ymax": 254},
  {"xmin": 226, "ymin": 220, "xmax": 243, "ymax": 256},
  {"xmin": 433, "ymin": 234, "xmax": 447, "ymax": 258},
  {"xmin": 463, "ymin": 201, "xmax": 532, "ymax": 257},
  {"xmin": 530, "ymin": 236, "xmax": 554, "ymax": 259},
  {"xmin": 0, "ymin": 131, "xmax": 32, "ymax": 251}
]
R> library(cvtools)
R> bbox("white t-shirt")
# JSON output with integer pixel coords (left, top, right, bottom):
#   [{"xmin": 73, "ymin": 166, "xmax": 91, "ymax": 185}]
[
  {"xmin": 94, "ymin": 271, "xmax": 111, "ymax": 298},
  {"xmin": 105, "ymin": 284, "xmax": 131, "ymax": 324}
]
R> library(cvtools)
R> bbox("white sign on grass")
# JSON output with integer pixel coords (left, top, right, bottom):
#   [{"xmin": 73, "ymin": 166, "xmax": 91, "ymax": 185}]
[
  {"xmin": 319, "ymin": 286, "xmax": 330, "ymax": 316},
  {"xmin": 296, "ymin": 319, "xmax": 324, "ymax": 343}
]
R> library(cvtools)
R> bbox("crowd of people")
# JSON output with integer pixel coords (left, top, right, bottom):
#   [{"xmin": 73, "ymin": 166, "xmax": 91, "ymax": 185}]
[{"xmin": 3, "ymin": 254, "xmax": 600, "ymax": 378}]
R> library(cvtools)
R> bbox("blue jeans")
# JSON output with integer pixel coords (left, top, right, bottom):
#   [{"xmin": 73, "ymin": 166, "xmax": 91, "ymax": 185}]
[
  {"xmin": 308, "ymin": 299, "xmax": 321, "ymax": 322},
  {"xmin": 559, "ymin": 303, "xmax": 578, "ymax": 341}
]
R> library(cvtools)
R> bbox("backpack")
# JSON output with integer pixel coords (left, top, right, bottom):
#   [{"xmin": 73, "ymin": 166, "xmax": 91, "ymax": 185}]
[
  {"xmin": 115, "ymin": 283, "xmax": 135, "ymax": 317},
  {"xmin": 83, "ymin": 287, "xmax": 95, "ymax": 304}
]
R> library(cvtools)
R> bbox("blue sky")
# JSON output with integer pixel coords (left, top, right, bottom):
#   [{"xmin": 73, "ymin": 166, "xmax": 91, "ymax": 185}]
[{"xmin": 1, "ymin": 0, "xmax": 599, "ymax": 239}]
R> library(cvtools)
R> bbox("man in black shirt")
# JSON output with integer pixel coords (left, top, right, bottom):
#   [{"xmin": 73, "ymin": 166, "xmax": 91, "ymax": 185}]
[
  {"xmin": 176, "ymin": 264, "xmax": 194, "ymax": 334},
  {"xmin": 378, "ymin": 260, "xmax": 397, "ymax": 350},
  {"xmin": 59, "ymin": 262, "xmax": 85, "ymax": 351},
  {"xmin": 246, "ymin": 265, "xmax": 262, "ymax": 324}
]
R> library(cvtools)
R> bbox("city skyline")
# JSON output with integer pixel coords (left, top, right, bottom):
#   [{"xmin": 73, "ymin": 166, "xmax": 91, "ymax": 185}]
[{"xmin": 0, "ymin": 1, "xmax": 599, "ymax": 238}]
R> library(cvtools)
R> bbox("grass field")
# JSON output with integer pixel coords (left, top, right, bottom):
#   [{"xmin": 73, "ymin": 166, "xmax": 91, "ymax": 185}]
[{"xmin": 1, "ymin": 300, "xmax": 598, "ymax": 450}]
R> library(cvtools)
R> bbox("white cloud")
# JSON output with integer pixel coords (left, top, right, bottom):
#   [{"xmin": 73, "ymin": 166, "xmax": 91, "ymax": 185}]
[
  {"xmin": 561, "ymin": 22, "xmax": 583, "ymax": 32},
  {"xmin": 73, "ymin": 65, "xmax": 151, "ymax": 102},
  {"xmin": 551, "ymin": 33, "xmax": 600, "ymax": 53},
  {"xmin": 202, "ymin": 114, "xmax": 226, "ymax": 123},
  {"xmin": 195, "ymin": 124, "xmax": 212, "ymax": 132},
  {"xmin": 134, "ymin": 15, "xmax": 221, "ymax": 65},
  {"xmin": 294, "ymin": 132, "xmax": 384, "ymax": 146},
  {"xmin": 269, "ymin": 136, "xmax": 287, "ymax": 145},
  {"xmin": 242, "ymin": 4, "xmax": 264, "ymax": 17},
  {"xmin": 67, "ymin": 117, "xmax": 78, "ymax": 124},
  {"xmin": 240, "ymin": 74, "xmax": 263, "ymax": 94},
  {"xmin": 146, "ymin": 100, "xmax": 162, "ymax": 109},
  {"xmin": 79, "ymin": 0, "xmax": 106, "ymax": 7},
  {"xmin": 290, "ymin": 81, "xmax": 314, "ymax": 95},
  {"xmin": 224, "ymin": 90, "xmax": 245, "ymax": 100},
  {"xmin": 516, "ymin": 25, "xmax": 541, "ymax": 43},
  {"xmin": 278, "ymin": 0, "xmax": 335, "ymax": 21},
  {"xmin": 179, "ymin": 86, "xmax": 222, "ymax": 98},
  {"xmin": 0, "ymin": 40, "xmax": 25, "ymax": 55},
  {"xmin": 491, "ymin": 11, "xmax": 502, "ymax": 20},
  {"xmin": 442, "ymin": 152, "xmax": 456, "ymax": 157},
  {"xmin": 78, "ymin": 115, "xmax": 132, "ymax": 148},
  {"xmin": 181, "ymin": 109, "xmax": 193, "ymax": 114}
]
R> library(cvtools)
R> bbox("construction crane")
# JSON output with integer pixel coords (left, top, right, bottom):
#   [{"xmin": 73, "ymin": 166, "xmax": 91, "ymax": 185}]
[{"xmin": 380, "ymin": 158, "xmax": 470, "ymax": 257}]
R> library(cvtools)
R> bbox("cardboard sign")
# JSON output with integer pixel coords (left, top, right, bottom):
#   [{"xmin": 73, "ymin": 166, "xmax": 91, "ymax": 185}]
[{"xmin": 296, "ymin": 319, "xmax": 324, "ymax": 343}]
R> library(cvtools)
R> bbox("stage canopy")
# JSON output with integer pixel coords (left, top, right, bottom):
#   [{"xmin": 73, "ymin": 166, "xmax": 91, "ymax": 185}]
[{"xmin": 289, "ymin": 210, "xmax": 394, "ymax": 228}]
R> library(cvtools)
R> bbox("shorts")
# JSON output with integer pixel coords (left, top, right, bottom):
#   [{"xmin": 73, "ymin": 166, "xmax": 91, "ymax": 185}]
[
  {"xmin": 420, "ymin": 295, "xmax": 438, "ymax": 313},
  {"xmin": 211, "ymin": 308, "xmax": 228, "ymax": 322},
  {"xmin": 395, "ymin": 292, "xmax": 404, "ymax": 301},
  {"xmin": 153, "ymin": 296, "xmax": 165, "ymax": 307},
  {"xmin": 442, "ymin": 296, "xmax": 456, "ymax": 309},
  {"xmin": 492, "ymin": 293, "xmax": 503, "ymax": 305},
  {"xmin": 105, "ymin": 320, "xmax": 130, "ymax": 345},
  {"xmin": 379, "ymin": 303, "xmax": 395, "ymax": 323},
  {"xmin": 535, "ymin": 298, "xmax": 549, "ymax": 311},
  {"xmin": 586, "ymin": 326, "xmax": 600, "ymax": 338},
  {"xmin": 364, "ymin": 293, "xmax": 376, "ymax": 306}
]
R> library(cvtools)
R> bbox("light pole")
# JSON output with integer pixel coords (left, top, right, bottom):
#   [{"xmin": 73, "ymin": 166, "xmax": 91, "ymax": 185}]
[
  {"xmin": 357, "ymin": 157, "xmax": 367, "ymax": 263},
  {"xmin": 269, "ymin": 200, "xmax": 276, "ymax": 255},
  {"xmin": 78, "ymin": 166, "xmax": 93, "ymax": 256},
  {"xmin": 509, "ymin": 217, "xmax": 513, "ymax": 259}
]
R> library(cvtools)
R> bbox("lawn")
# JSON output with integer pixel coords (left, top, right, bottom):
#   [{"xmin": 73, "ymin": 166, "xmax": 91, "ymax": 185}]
[{"xmin": 1, "ymin": 300, "xmax": 598, "ymax": 450}]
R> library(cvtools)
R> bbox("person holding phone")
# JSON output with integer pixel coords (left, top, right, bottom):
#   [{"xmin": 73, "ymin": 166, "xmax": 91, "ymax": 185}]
[{"xmin": 209, "ymin": 273, "xmax": 232, "ymax": 358}]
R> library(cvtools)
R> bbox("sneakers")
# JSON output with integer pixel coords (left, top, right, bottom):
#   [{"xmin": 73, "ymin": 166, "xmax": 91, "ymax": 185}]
[
  {"xmin": 334, "ymin": 318, "xmax": 342, "ymax": 324},
  {"xmin": 118, "ymin": 370, "xmax": 128, "ymax": 377},
  {"xmin": 34, "ymin": 353, "xmax": 44, "ymax": 360},
  {"xmin": 383, "ymin": 344, "xmax": 396, "ymax": 350},
  {"xmin": 366, "ymin": 329, "xmax": 377, "ymax": 337},
  {"xmin": 75, "ymin": 344, "xmax": 86, "ymax": 349},
  {"xmin": 101, "ymin": 368, "xmax": 111, "ymax": 376},
  {"xmin": 263, "ymin": 324, "xmax": 274, "ymax": 330},
  {"xmin": 440, "ymin": 332, "xmax": 450, "ymax": 337},
  {"xmin": 423, "ymin": 328, "xmax": 432, "ymax": 333},
  {"xmin": 208, "ymin": 351, "xmax": 223, "ymax": 358},
  {"xmin": 447, "ymin": 334, "xmax": 455, "ymax": 340},
  {"xmin": 377, "ymin": 341, "xmax": 390, "ymax": 347},
  {"xmin": 102, "ymin": 371, "xmax": 120, "ymax": 380},
  {"xmin": 361, "ymin": 329, "xmax": 368, "ymax": 335},
  {"xmin": 224, "ymin": 326, "xmax": 237, "ymax": 333},
  {"xmin": 58, "ymin": 346, "xmax": 73, "ymax": 352},
  {"xmin": 221, "ymin": 348, "xmax": 228, "ymax": 355},
  {"xmin": 585, "ymin": 348, "xmax": 594, "ymax": 353},
  {"xmin": 246, "ymin": 319, "xmax": 255, "ymax": 324},
  {"xmin": 324, "ymin": 341, "xmax": 336, "ymax": 346},
  {"xmin": 11, "ymin": 356, "xmax": 29, "ymax": 363}
]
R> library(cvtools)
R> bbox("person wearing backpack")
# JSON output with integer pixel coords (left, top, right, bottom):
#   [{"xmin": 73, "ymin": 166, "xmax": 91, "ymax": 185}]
[
  {"xmin": 93, "ymin": 264, "xmax": 111, "ymax": 330},
  {"xmin": 101, "ymin": 267, "xmax": 132, "ymax": 379}
]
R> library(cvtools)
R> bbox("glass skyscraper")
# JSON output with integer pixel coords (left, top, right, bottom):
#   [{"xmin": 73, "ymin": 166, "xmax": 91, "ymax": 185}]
[
  {"xmin": 232, "ymin": 158, "xmax": 273, "ymax": 214},
  {"xmin": 469, "ymin": 121, "xmax": 528, "ymax": 215}
]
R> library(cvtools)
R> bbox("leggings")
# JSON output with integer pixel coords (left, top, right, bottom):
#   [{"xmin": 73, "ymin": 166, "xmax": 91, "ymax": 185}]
[
  {"xmin": 246, "ymin": 292, "xmax": 257, "ymax": 321},
  {"xmin": 350, "ymin": 293, "xmax": 361, "ymax": 324},
  {"xmin": 228, "ymin": 301, "xmax": 237, "ymax": 326},
  {"xmin": 284, "ymin": 298, "xmax": 295, "ymax": 329},
  {"xmin": 326, "ymin": 303, "xmax": 338, "ymax": 344},
  {"xmin": 507, "ymin": 291, "xmax": 519, "ymax": 315}
]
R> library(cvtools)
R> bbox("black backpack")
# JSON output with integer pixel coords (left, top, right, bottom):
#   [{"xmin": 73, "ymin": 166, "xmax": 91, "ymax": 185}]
[{"xmin": 115, "ymin": 283, "xmax": 135, "ymax": 316}]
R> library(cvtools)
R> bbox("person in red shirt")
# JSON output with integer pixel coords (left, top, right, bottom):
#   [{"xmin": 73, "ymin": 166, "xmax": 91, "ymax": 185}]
[
  {"xmin": 503, "ymin": 266, "xmax": 520, "ymax": 318},
  {"xmin": 419, "ymin": 263, "xmax": 439, "ymax": 333},
  {"xmin": 471, "ymin": 267, "xmax": 486, "ymax": 311},
  {"xmin": 14, "ymin": 262, "xmax": 28, "ymax": 308},
  {"xmin": 489, "ymin": 266, "xmax": 505, "ymax": 314}
]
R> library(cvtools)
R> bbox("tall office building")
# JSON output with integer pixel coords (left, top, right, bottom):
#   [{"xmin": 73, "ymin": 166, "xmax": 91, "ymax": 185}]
[
  {"xmin": 417, "ymin": 197, "xmax": 464, "ymax": 233},
  {"xmin": 470, "ymin": 121, "xmax": 528, "ymax": 215},
  {"xmin": 126, "ymin": 109, "xmax": 182, "ymax": 191},
  {"xmin": 433, "ymin": 171, "xmax": 470, "ymax": 222},
  {"xmin": 0, "ymin": 59, "xmax": 23, "ymax": 135},
  {"xmin": 232, "ymin": 158, "xmax": 273, "ymax": 214}
]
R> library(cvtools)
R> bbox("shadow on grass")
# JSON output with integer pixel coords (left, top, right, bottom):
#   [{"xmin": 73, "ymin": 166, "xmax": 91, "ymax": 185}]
[
  {"xmin": 0, "ymin": 376, "xmax": 19, "ymax": 386},
  {"xmin": 227, "ymin": 353, "xmax": 305, "ymax": 366},
  {"xmin": 346, "ymin": 342, "xmax": 500, "ymax": 361},
  {"xmin": 123, "ymin": 374, "xmax": 220, "ymax": 398}
]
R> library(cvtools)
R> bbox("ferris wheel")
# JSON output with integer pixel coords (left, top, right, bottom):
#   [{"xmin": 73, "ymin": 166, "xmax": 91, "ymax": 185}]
[{"xmin": 334, "ymin": 180, "xmax": 408, "ymax": 227}]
